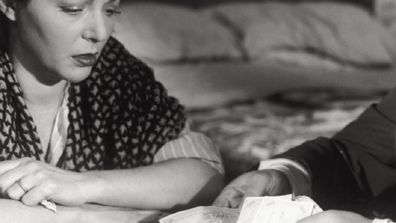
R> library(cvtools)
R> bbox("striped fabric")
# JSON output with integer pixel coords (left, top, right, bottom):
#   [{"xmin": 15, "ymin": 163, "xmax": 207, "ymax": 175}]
[
  {"xmin": 47, "ymin": 92, "xmax": 224, "ymax": 174},
  {"xmin": 154, "ymin": 121, "xmax": 224, "ymax": 174},
  {"xmin": 45, "ymin": 84, "xmax": 70, "ymax": 165}
]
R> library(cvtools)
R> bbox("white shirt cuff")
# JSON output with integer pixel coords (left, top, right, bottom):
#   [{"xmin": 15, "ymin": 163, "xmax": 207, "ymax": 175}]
[{"xmin": 259, "ymin": 158, "xmax": 311, "ymax": 196}]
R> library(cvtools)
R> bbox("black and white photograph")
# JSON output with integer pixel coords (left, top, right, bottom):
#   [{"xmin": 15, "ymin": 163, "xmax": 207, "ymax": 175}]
[{"xmin": 0, "ymin": 0, "xmax": 396, "ymax": 222}]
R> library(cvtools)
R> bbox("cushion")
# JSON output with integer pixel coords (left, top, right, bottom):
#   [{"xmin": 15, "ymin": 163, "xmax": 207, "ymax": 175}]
[
  {"xmin": 261, "ymin": 51, "xmax": 348, "ymax": 71},
  {"xmin": 375, "ymin": 0, "xmax": 396, "ymax": 48},
  {"xmin": 114, "ymin": 3, "xmax": 242, "ymax": 62},
  {"xmin": 209, "ymin": 2, "xmax": 396, "ymax": 66}
]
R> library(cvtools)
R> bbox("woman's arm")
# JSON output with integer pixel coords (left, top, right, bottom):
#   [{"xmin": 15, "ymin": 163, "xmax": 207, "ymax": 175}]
[
  {"xmin": 0, "ymin": 157, "xmax": 223, "ymax": 211},
  {"xmin": 83, "ymin": 158, "xmax": 224, "ymax": 210}
]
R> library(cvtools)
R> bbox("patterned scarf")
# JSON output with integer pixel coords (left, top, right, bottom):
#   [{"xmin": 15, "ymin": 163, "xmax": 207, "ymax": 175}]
[{"xmin": 0, "ymin": 37, "xmax": 186, "ymax": 171}]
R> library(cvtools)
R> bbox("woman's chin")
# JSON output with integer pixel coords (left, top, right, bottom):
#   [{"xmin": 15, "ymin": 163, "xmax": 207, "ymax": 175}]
[{"xmin": 63, "ymin": 67, "xmax": 93, "ymax": 83}]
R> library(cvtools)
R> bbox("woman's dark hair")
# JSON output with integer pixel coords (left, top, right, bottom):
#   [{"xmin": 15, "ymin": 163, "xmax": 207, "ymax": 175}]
[
  {"xmin": 0, "ymin": 0, "xmax": 29, "ymax": 50},
  {"xmin": 0, "ymin": 12, "xmax": 8, "ymax": 50}
]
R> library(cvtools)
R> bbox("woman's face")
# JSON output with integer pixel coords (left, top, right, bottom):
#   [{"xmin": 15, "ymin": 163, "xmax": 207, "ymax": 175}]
[{"xmin": 10, "ymin": 0, "xmax": 121, "ymax": 83}]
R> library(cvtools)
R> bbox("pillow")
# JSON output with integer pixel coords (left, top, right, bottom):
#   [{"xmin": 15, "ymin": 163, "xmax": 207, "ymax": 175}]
[
  {"xmin": 375, "ymin": 0, "xmax": 396, "ymax": 48},
  {"xmin": 301, "ymin": 2, "xmax": 396, "ymax": 65},
  {"xmin": 374, "ymin": 0, "xmax": 396, "ymax": 26},
  {"xmin": 261, "ymin": 50, "xmax": 349, "ymax": 71},
  {"xmin": 114, "ymin": 3, "xmax": 242, "ymax": 62},
  {"xmin": 209, "ymin": 2, "xmax": 396, "ymax": 66}
]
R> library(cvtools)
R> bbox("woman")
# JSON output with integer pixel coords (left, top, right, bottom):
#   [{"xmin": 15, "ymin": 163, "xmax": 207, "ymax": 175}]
[{"xmin": 0, "ymin": 0, "xmax": 224, "ymax": 222}]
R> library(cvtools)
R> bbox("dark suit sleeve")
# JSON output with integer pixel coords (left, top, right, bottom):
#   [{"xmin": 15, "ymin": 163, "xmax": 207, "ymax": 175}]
[
  {"xmin": 274, "ymin": 137, "xmax": 366, "ymax": 211},
  {"xmin": 274, "ymin": 87, "xmax": 396, "ymax": 211}
]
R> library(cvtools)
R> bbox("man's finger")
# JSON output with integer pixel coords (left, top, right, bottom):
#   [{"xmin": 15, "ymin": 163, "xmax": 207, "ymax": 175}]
[
  {"xmin": 212, "ymin": 197, "xmax": 230, "ymax": 207},
  {"xmin": 213, "ymin": 187, "xmax": 245, "ymax": 208},
  {"xmin": 212, "ymin": 189, "xmax": 234, "ymax": 207}
]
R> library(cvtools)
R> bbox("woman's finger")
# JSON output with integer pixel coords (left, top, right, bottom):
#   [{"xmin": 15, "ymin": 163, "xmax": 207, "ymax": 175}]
[
  {"xmin": 0, "ymin": 160, "xmax": 38, "ymax": 194},
  {"xmin": 4, "ymin": 174, "xmax": 37, "ymax": 201},
  {"xmin": 21, "ymin": 185, "xmax": 49, "ymax": 206},
  {"xmin": 6, "ymin": 181, "xmax": 26, "ymax": 200}
]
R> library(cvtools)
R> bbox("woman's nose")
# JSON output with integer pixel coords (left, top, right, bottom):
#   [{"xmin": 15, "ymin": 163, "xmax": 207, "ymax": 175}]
[{"xmin": 82, "ymin": 14, "xmax": 109, "ymax": 43}]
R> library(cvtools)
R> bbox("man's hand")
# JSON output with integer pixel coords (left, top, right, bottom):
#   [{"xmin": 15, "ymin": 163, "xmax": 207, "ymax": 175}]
[
  {"xmin": 212, "ymin": 169, "xmax": 291, "ymax": 208},
  {"xmin": 297, "ymin": 210, "xmax": 371, "ymax": 223},
  {"xmin": 0, "ymin": 158, "xmax": 96, "ymax": 206}
]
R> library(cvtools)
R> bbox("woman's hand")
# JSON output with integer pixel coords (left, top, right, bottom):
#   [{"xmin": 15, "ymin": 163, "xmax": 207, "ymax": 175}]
[
  {"xmin": 0, "ymin": 158, "xmax": 95, "ymax": 206},
  {"xmin": 212, "ymin": 169, "xmax": 291, "ymax": 208},
  {"xmin": 297, "ymin": 210, "xmax": 371, "ymax": 223}
]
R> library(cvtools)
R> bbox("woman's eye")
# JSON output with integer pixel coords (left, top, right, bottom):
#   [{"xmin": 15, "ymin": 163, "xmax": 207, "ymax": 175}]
[
  {"xmin": 61, "ymin": 6, "xmax": 84, "ymax": 15},
  {"xmin": 104, "ymin": 8, "xmax": 121, "ymax": 17}
]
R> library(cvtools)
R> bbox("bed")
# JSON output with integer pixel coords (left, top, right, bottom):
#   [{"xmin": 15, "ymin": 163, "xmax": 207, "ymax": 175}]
[{"xmin": 115, "ymin": 0, "xmax": 396, "ymax": 181}]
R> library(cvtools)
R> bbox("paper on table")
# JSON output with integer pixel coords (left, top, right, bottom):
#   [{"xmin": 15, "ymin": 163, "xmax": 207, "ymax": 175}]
[
  {"xmin": 159, "ymin": 206, "xmax": 239, "ymax": 223},
  {"xmin": 237, "ymin": 194, "xmax": 322, "ymax": 223},
  {"xmin": 159, "ymin": 194, "xmax": 322, "ymax": 223},
  {"xmin": 293, "ymin": 195, "xmax": 323, "ymax": 216}
]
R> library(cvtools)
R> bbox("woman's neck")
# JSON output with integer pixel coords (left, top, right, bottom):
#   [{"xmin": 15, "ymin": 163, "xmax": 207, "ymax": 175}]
[{"xmin": 12, "ymin": 55, "xmax": 67, "ymax": 107}]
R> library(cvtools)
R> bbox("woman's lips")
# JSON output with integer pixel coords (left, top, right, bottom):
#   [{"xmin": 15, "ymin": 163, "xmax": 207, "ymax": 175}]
[{"xmin": 72, "ymin": 53, "xmax": 98, "ymax": 67}]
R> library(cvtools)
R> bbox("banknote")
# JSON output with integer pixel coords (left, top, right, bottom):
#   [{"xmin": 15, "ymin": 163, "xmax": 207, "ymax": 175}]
[
  {"xmin": 237, "ymin": 195, "xmax": 322, "ymax": 223},
  {"xmin": 160, "ymin": 206, "xmax": 239, "ymax": 223},
  {"xmin": 160, "ymin": 194, "xmax": 322, "ymax": 223}
]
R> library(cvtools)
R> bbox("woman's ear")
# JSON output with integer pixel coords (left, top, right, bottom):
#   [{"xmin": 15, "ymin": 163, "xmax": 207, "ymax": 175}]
[{"xmin": 0, "ymin": 0, "xmax": 16, "ymax": 21}]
